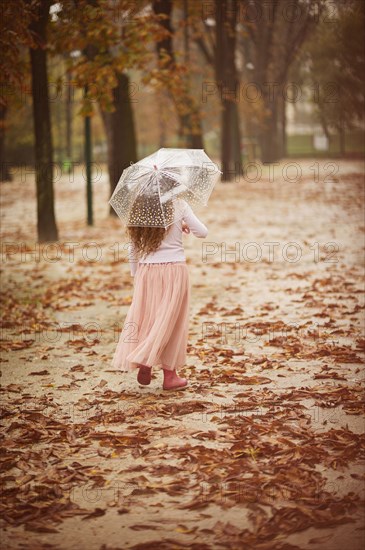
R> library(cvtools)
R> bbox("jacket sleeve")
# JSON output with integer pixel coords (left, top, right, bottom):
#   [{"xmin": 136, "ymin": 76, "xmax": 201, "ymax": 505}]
[
  {"xmin": 182, "ymin": 201, "xmax": 208, "ymax": 238},
  {"xmin": 128, "ymin": 241, "xmax": 139, "ymax": 276}
]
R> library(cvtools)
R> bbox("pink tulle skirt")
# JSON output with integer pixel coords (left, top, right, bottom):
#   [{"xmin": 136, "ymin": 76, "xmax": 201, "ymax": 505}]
[{"xmin": 112, "ymin": 262, "xmax": 190, "ymax": 372}]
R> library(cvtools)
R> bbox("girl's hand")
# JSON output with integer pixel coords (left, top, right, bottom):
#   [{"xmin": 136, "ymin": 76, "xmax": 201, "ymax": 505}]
[{"xmin": 182, "ymin": 221, "xmax": 190, "ymax": 234}]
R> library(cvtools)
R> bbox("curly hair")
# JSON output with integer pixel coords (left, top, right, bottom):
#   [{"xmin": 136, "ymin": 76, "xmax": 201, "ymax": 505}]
[{"xmin": 126, "ymin": 194, "xmax": 175, "ymax": 260}]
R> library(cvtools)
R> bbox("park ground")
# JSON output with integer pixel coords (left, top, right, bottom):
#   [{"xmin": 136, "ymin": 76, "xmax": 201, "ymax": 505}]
[{"xmin": 0, "ymin": 159, "xmax": 364, "ymax": 549}]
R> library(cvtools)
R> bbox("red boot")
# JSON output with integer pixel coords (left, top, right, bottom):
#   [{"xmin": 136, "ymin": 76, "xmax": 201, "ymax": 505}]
[
  {"xmin": 137, "ymin": 365, "xmax": 152, "ymax": 385},
  {"xmin": 162, "ymin": 367, "xmax": 188, "ymax": 391}
]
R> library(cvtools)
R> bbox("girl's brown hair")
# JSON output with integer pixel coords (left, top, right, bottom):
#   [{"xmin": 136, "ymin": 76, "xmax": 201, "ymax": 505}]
[{"xmin": 126, "ymin": 194, "xmax": 175, "ymax": 260}]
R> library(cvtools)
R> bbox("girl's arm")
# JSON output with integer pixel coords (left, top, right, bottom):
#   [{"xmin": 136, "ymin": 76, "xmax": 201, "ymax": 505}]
[{"xmin": 182, "ymin": 202, "xmax": 208, "ymax": 238}]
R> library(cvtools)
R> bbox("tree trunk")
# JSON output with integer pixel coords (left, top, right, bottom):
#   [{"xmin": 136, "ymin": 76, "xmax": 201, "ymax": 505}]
[
  {"xmin": 338, "ymin": 114, "xmax": 346, "ymax": 156},
  {"xmin": 157, "ymin": 90, "xmax": 167, "ymax": 148},
  {"xmin": 180, "ymin": 107, "xmax": 204, "ymax": 148},
  {"xmin": 339, "ymin": 124, "xmax": 345, "ymax": 157},
  {"xmin": 259, "ymin": 94, "xmax": 284, "ymax": 163},
  {"xmin": 0, "ymin": 105, "xmax": 12, "ymax": 182},
  {"xmin": 281, "ymin": 94, "xmax": 287, "ymax": 157},
  {"xmin": 273, "ymin": 92, "xmax": 286, "ymax": 160},
  {"xmin": 29, "ymin": 0, "xmax": 58, "ymax": 242},
  {"xmin": 65, "ymin": 66, "xmax": 72, "ymax": 172},
  {"xmin": 100, "ymin": 72, "xmax": 137, "ymax": 216},
  {"xmin": 215, "ymin": 0, "xmax": 243, "ymax": 181}
]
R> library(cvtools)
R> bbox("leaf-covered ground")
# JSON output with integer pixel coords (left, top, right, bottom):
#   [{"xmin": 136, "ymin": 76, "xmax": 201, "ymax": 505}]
[{"xmin": 1, "ymin": 159, "xmax": 364, "ymax": 549}]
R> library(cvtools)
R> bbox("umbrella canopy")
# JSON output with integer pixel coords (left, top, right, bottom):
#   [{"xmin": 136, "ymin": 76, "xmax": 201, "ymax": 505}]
[{"xmin": 108, "ymin": 148, "xmax": 221, "ymax": 228}]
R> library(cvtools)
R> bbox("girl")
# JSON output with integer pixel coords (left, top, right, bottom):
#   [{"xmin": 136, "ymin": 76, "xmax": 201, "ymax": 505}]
[{"xmin": 111, "ymin": 194, "xmax": 208, "ymax": 391}]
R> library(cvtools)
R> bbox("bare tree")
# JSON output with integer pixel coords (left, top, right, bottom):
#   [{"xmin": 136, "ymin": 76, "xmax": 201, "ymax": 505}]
[
  {"xmin": 152, "ymin": 0, "xmax": 204, "ymax": 149},
  {"xmin": 195, "ymin": 0, "xmax": 243, "ymax": 180},
  {"xmin": 239, "ymin": 0, "xmax": 321, "ymax": 162}
]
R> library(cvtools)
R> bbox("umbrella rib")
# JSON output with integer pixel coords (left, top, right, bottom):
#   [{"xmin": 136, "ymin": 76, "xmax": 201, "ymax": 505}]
[{"xmin": 155, "ymin": 172, "xmax": 167, "ymax": 229}]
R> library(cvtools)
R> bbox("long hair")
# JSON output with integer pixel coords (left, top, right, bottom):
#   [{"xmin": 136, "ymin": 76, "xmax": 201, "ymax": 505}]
[{"xmin": 126, "ymin": 194, "xmax": 175, "ymax": 260}]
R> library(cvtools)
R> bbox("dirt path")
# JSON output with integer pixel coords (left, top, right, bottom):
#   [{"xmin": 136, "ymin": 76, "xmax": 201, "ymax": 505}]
[{"xmin": 1, "ymin": 159, "xmax": 364, "ymax": 549}]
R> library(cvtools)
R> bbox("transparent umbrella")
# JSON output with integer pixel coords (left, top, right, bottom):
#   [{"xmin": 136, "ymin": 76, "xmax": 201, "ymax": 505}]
[{"xmin": 108, "ymin": 148, "xmax": 222, "ymax": 228}]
